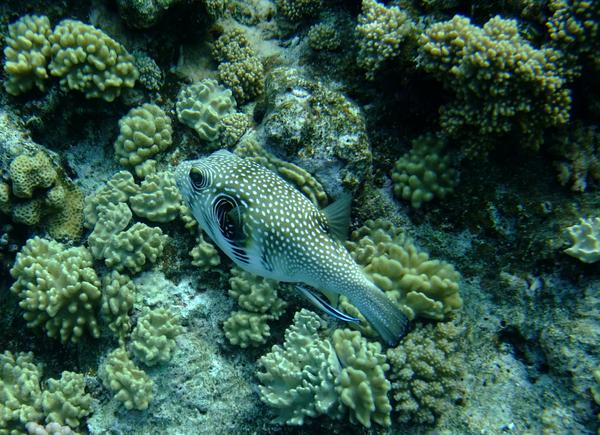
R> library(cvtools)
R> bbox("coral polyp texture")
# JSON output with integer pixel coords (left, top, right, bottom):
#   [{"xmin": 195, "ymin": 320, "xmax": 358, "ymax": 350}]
[
  {"xmin": 223, "ymin": 267, "xmax": 286, "ymax": 348},
  {"xmin": 257, "ymin": 310, "xmax": 394, "ymax": 428},
  {"xmin": 356, "ymin": 0, "xmax": 416, "ymax": 79},
  {"xmin": 3, "ymin": 15, "xmax": 52, "ymax": 95},
  {"xmin": 387, "ymin": 321, "xmax": 464, "ymax": 425},
  {"xmin": 175, "ymin": 79, "xmax": 237, "ymax": 143},
  {"xmin": 345, "ymin": 219, "xmax": 461, "ymax": 327},
  {"xmin": 392, "ymin": 133, "xmax": 458, "ymax": 208},
  {"xmin": 41, "ymin": 371, "xmax": 93, "ymax": 428},
  {"xmin": 129, "ymin": 171, "xmax": 183, "ymax": 223},
  {"xmin": 212, "ymin": 27, "xmax": 264, "ymax": 103},
  {"xmin": 418, "ymin": 15, "xmax": 571, "ymax": 153},
  {"xmin": 276, "ymin": 0, "xmax": 322, "ymax": 21},
  {"xmin": 131, "ymin": 307, "xmax": 183, "ymax": 366},
  {"xmin": 101, "ymin": 347, "xmax": 153, "ymax": 411},
  {"xmin": 101, "ymin": 270, "xmax": 136, "ymax": 340},
  {"xmin": 10, "ymin": 237, "xmax": 102, "ymax": 343},
  {"xmin": 114, "ymin": 104, "xmax": 173, "ymax": 169},
  {"xmin": 48, "ymin": 19, "xmax": 138, "ymax": 101},
  {"xmin": 564, "ymin": 217, "xmax": 600, "ymax": 263}
]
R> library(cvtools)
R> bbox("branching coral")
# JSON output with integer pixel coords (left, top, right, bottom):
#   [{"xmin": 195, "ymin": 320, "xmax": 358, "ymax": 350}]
[
  {"xmin": 223, "ymin": 267, "xmax": 286, "ymax": 348},
  {"xmin": 356, "ymin": 0, "xmax": 416, "ymax": 79},
  {"xmin": 48, "ymin": 19, "xmax": 138, "ymax": 101},
  {"xmin": 256, "ymin": 310, "xmax": 394, "ymax": 428},
  {"xmin": 343, "ymin": 219, "xmax": 461, "ymax": 336},
  {"xmin": 3, "ymin": 15, "xmax": 52, "ymax": 95},
  {"xmin": 392, "ymin": 133, "xmax": 458, "ymax": 208},
  {"xmin": 276, "ymin": 0, "xmax": 322, "ymax": 21},
  {"xmin": 387, "ymin": 321, "xmax": 464, "ymax": 425},
  {"xmin": 418, "ymin": 15, "xmax": 571, "ymax": 153},
  {"xmin": 101, "ymin": 270, "xmax": 136, "ymax": 341},
  {"xmin": 101, "ymin": 347, "xmax": 153, "ymax": 411},
  {"xmin": 564, "ymin": 217, "xmax": 600, "ymax": 264},
  {"xmin": 114, "ymin": 104, "xmax": 173, "ymax": 170},
  {"xmin": 176, "ymin": 79, "xmax": 237, "ymax": 144},
  {"xmin": 189, "ymin": 232, "xmax": 221, "ymax": 270},
  {"xmin": 130, "ymin": 171, "xmax": 182, "ymax": 223},
  {"xmin": 131, "ymin": 307, "xmax": 183, "ymax": 366},
  {"xmin": 10, "ymin": 237, "xmax": 102, "ymax": 343},
  {"xmin": 41, "ymin": 371, "xmax": 92, "ymax": 428},
  {"xmin": 212, "ymin": 28, "xmax": 264, "ymax": 103},
  {"xmin": 554, "ymin": 123, "xmax": 600, "ymax": 192}
]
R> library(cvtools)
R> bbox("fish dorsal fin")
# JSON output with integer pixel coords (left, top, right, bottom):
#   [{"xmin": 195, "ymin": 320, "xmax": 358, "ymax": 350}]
[{"xmin": 322, "ymin": 192, "xmax": 352, "ymax": 241}]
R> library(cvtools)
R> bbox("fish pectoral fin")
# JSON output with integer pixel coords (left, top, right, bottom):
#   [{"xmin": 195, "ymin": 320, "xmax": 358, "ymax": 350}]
[
  {"xmin": 322, "ymin": 192, "xmax": 352, "ymax": 241},
  {"xmin": 296, "ymin": 285, "xmax": 360, "ymax": 323}
]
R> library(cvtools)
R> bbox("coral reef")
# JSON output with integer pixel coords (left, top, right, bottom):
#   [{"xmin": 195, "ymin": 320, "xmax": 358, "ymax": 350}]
[
  {"xmin": 114, "ymin": 104, "xmax": 173, "ymax": 171},
  {"xmin": 189, "ymin": 232, "xmax": 221, "ymax": 270},
  {"xmin": 212, "ymin": 27, "xmax": 264, "ymax": 103},
  {"xmin": 256, "ymin": 309, "xmax": 341, "ymax": 425},
  {"xmin": 307, "ymin": 23, "xmax": 341, "ymax": 51},
  {"xmin": 129, "ymin": 171, "xmax": 182, "ymax": 223},
  {"xmin": 41, "ymin": 371, "xmax": 92, "ymax": 428},
  {"xmin": 175, "ymin": 79, "xmax": 237, "ymax": 144},
  {"xmin": 10, "ymin": 237, "xmax": 102, "ymax": 343},
  {"xmin": 223, "ymin": 267, "xmax": 286, "ymax": 348},
  {"xmin": 356, "ymin": 0, "xmax": 416, "ymax": 79},
  {"xmin": 391, "ymin": 133, "xmax": 458, "ymax": 208},
  {"xmin": 257, "ymin": 310, "xmax": 394, "ymax": 428},
  {"xmin": 0, "ymin": 351, "xmax": 43, "ymax": 433},
  {"xmin": 101, "ymin": 270, "xmax": 136, "ymax": 341},
  {"xmin": 277, "ymin": 0, "xmax": 322, "ymax": 21},
  {"xmin": 553, "ymin": 123, "xmax": 600, "ymax": 192},
  {"xmin": 346, "ymin": 219, "xmax": 462, "ymax": 323},
  {"xmin": 101, "ymin": 347, "xmax": 153, "ymax": 411},
  {"xmin": 48, "ymin": 19, "xmax": 138, "ymax": 101},
  {"xmin": 103, "ymin": 222, "xmax": 166, "ymax": 274},
  {"xmin": 83, "ymin": 171, "xmax": 139, "ymax": 228},
  {"xmin": 131, "ymin": 307, "xmax": 183, "ymax": 366},
  {"xmin": 387, "ymin": 321, "xmax": 464, "ymax": 425},
  {"xmin": 564, "ymin": 217, "xmax": 600, "ymax": 263},
  {"xmin": 3, "ymin": 15, "xmax": 52, "ymax": 95},
  {"xmin": 418, "ymin": 15, "xmax": 571, "ymax": 153}
]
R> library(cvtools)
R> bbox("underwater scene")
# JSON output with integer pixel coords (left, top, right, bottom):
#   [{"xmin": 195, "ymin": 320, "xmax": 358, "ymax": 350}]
[{"xmin": 0, "ymin": 0, "xmax": 598, "ymax": 433}]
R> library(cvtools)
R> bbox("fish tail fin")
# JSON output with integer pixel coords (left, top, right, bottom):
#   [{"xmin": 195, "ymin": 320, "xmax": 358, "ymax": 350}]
[{"xmin": 349, "ymin": 281, "xmax": 410, "ymax": 346}]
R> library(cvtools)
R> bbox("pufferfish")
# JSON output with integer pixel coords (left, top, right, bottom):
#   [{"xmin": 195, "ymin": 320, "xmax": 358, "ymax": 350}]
[{"xmin": 175, "ymin": 150, "xmax": 409, "ymax": 345}]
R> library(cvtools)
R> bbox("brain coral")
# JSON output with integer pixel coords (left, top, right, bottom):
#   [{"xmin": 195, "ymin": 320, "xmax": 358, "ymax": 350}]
[
  {"xmin": 10, "ymin": 237, "xmax": 102, "ymax": 343},
  {"xmin": 418, "ymin": 15, "xmax": 571, "ymax": 153},
  {"xmin": 3, "ymin": 14, "xmax": 52, "ymax": 95},
  {"xmin": 48, "ymin": 19, "xmax": 138, "ymax": 101},
  {"xmin": 114, "ymin": 104, "xmax": 173, "ymax": 169},
  {"xmin": 176, "ymin": 79, "xmax": 237, "ymax": 143}
]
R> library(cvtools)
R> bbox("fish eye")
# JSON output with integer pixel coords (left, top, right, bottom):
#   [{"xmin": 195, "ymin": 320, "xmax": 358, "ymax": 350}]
[{"xmin": 189, "ymin": 168, "xmax": 206, "ymax": 190}]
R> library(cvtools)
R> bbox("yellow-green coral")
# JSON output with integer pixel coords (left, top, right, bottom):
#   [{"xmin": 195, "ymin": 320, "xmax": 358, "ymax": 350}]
[
  {"xmin": 212, "ymin": 28, "xmax": 264, "ymax": 103},
  {"xmin": 101, "ymin": 347, "xmax": 153, "ymax": 411},
  {"xmin": 101, "ymin": 270, "xmax": 136, "ymax": 340},
  {"xmin": 0, "ymin": 351, "xmax": 43, "ymax": 433},
  {"xmin": 41, "ymin": 371, "xmax": 92, "ymax": 428},
  {"xmin": 356, "ymin": 0, "xmax": 416, "ymax": 79},
  {"xmin": 83, "ymin": 171, "xmax": 139, "ymax": 228},
  {"xmin": 256, "ymin": 309, "xmax": 341, "ymax": 425},
  {"xmin": 114, "ymin": 104, "xmax": 173, "ymax": 169},
  {"xmin": 9, "ymin": 151, "xmax": 56, "ymax": 199},
  {"xmin": 48, "ymin": 19, "xmax": 138, "ymax": 101},
  {"xmin": 104, "ymin": 222, "xmax": 167, "ymax": 274},
  {"xmin": 130, "ymin": 171, "xmax": 182, "ymax": 223},
  {"xmin": 307, "ymin": 23, "xmax": 341, "ymax": 51},
  {"xmin": 419, "ymin": 15, "xmax": 571, "ymax": 153},
  {"xmin": 387, "ymin": 321, "xmax": 464, "ymax": 425},
  {"xmin": 277, "ymin": 0, "xmax": 322, "ymax": 21},
  {"xmin": 344, "ymin": 219, "xmax": 462, "ymax": 329},
  {"xmin": 88, "ymin": 202, "xmax": 133, "ymax": 260},
  {"xmin": 131, "ymin": 307, "xmax": 183, "ymax": 366},
  {"xmin": 10, "ymin": 237, "xmax": 102, "ymax": 343},
  {"xmin": 3, "ymin": 15, "xmax": 52, "ymax": 95},
  {"xmin": 564, "ymin": 217, "xmax": 600, "ymax": 264},
  {"xmin": 175, "ymin": 79, "xmax": 237, "ymax": 143},
  {"xmin": 223, "ymin": 267, "xmax": 286, "ymax": 348},
  {"xmin": 189, "ymin": 232, "xmax": 221, "ymax": 270},
  {"xmin": 332, "ymin": 329, "xmax": 392, "ymax": 428},
  {"xmin": 391, "ymin": 133, "xmax": 458, "ymax": 208}
]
